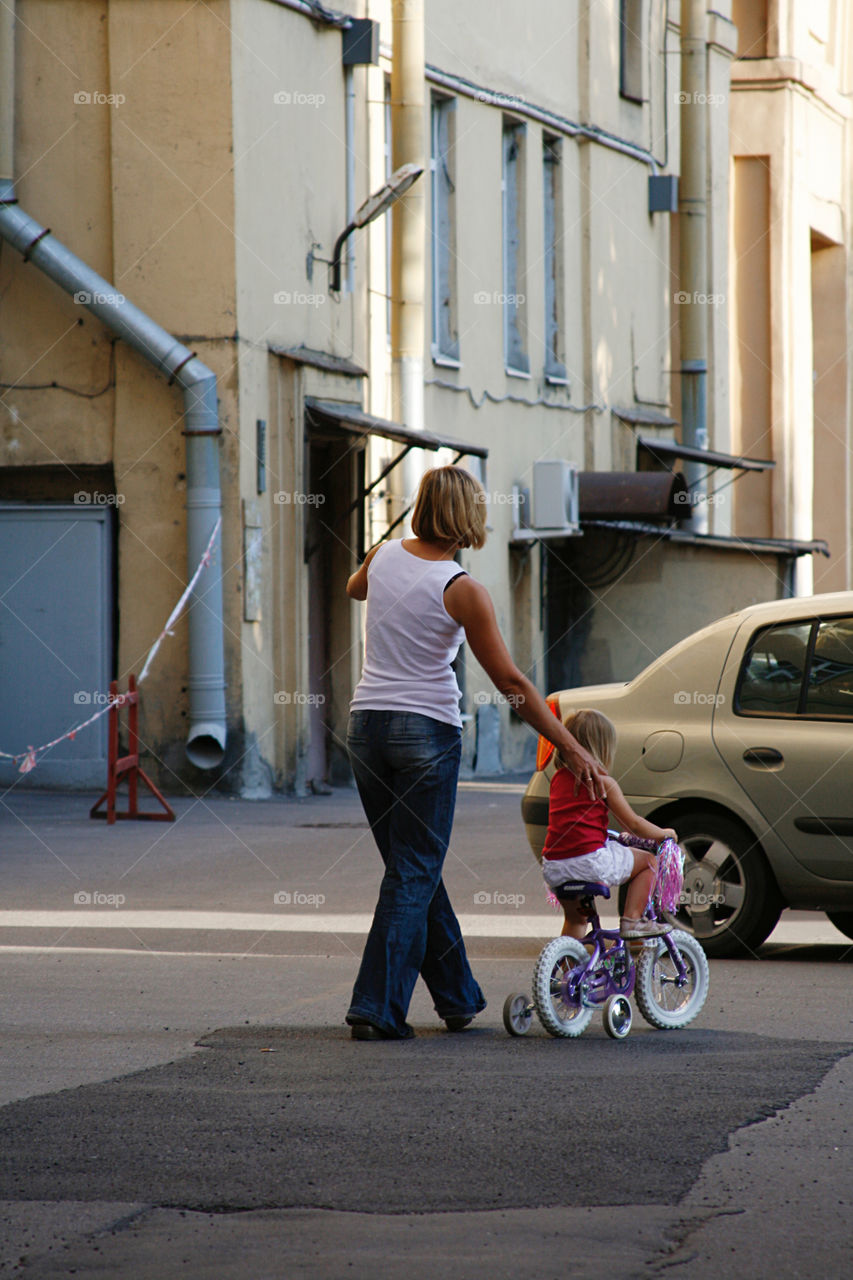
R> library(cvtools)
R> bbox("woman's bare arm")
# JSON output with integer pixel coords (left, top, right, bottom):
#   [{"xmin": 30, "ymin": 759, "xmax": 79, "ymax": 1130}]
[
  {"xmin": 346, "ymin": 545, "xmax": 381, "ymax": 601},
  {"xmin": 444, "ymin": 575, "xmax": 607, "ymax": 798},
  {"xmin": 605, "ymin": 775, "xmax": 677, "ymax": 841}
]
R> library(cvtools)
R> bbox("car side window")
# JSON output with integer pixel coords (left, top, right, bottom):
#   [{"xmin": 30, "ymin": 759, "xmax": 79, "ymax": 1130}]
[
  {"xmin": 736, "ymin": 622, "xmax": 812, "ymax": 715},
  {"xmin": 804, "ymin": 617, "xmax": 853, "ymax": 718}
]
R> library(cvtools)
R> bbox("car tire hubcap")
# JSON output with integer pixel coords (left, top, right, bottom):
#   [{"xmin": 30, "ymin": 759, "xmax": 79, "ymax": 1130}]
[{"xmin": 677, "ymin": 836, "xmax": 745, "ymax": 937}]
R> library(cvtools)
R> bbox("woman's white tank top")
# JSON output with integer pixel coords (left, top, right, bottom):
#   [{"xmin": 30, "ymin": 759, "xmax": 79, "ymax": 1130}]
[{"xmin": 350, "ymin": 539, "xmax": 467, "ymax": 727}]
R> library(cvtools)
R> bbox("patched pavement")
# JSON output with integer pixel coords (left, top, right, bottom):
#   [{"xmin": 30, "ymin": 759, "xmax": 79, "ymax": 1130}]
[
  {"xmin": 0, "ymin": 1023, "xmax": 846, "ymax": 1213},
  {"xmin": 1, "ymin": 789, "xmax": 852, "ymax": 1276}
]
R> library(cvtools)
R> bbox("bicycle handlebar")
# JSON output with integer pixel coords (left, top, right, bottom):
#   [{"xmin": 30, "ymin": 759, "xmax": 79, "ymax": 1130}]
[{"xmin": 607, "ymin": 829, "xmax": 666, "ymax": 854}]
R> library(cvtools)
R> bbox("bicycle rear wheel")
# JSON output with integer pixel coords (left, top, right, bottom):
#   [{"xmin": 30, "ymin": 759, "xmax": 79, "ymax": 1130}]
[
  {"xmin": 635, "ymin": 930, "xmax": 709, "ymax": 1030},
  {"xmin": 533, "ymin": 937, "xmax": 593, "ymax": 1038}
]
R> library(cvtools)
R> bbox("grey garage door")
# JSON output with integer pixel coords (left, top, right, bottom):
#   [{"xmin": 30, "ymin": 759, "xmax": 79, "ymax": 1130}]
[{"xmin": 0, "ymin": 504, "xmax": 113, "ymax": 788}]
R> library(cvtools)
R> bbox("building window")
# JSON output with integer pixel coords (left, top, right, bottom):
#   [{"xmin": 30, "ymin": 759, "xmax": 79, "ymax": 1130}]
[
  {"xmin": 543, "ymin": 135, "xmax": 566, "ymax": 384},
  {"xmin": 430, "ymin": 95, "xmax": 459, "ymax": 364},
  {"xmin": 502, "ymin": 118, "xmax": 529, "ymax": 375},
  {"xmin": 620, "ymin": 0, "xmax": 644, "ymax": 103}
]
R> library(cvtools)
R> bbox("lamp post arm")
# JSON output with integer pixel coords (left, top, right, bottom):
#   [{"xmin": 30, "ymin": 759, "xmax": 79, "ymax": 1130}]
[{"xmin": 330, "ymin": 221, "xmax": 356, "ymax": 292}]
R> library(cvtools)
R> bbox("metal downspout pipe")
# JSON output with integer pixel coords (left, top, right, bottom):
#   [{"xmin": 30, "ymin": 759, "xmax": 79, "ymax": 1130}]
[
  {"xmin": 390, "ymin": 0, "xmax": 425, "ymax": 522},
  {"xmin": 344, "ymin": 62, "xmax": 356, "ymax": 294},
  {"xmin": 0, "ymin": 1, "xmax": 13, "ymax": 192},
  {"xmin": 678, "ymin": 0, "xmax": 709, "ymax": 531},
  {"xmin": 0, "ymin": 190, "xmax": 227, "ymax": 770}
]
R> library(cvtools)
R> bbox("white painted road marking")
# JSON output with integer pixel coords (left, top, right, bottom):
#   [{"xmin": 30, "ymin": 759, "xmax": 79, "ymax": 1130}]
[{"xmin": 0, "ymin": 910, "xmax": 847, "ymax": 944}]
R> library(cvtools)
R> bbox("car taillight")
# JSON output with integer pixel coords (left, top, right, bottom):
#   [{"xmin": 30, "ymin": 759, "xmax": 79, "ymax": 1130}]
[{"xmin": 536, "ymin": 696, "xmax": 561, "ymax": 770}]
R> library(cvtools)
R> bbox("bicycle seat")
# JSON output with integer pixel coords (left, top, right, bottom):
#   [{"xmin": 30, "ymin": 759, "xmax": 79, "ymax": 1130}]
[{"xmin": 552, "ymin": 880, "xmax": 611, "ymax": 901}]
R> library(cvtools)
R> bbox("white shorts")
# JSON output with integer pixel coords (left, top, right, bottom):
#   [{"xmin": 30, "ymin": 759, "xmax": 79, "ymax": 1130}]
[{"xmin": 542, "ymin": 838, "xmax": 636, "ymax": 890}]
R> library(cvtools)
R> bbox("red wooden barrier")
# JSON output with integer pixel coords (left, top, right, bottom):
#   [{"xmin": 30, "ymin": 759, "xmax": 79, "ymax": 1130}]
[{"xmin": 90, "ymin": 675, "xmax": 175, "ymax": 824}]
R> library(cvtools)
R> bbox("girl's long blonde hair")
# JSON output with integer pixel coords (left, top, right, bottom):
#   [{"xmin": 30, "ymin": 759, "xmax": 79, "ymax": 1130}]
[{"xmin": 563, "ymin": 708, "xmax": 616, "ymax": 773}]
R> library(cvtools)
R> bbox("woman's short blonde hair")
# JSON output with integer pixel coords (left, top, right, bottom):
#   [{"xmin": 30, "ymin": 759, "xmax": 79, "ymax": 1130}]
[
  {"xmin": 411, "ymin": 465, "xmax": 487, "ymax": 550},
  {"xmin": 564, "ymin": 708, "xmax": 616, "ymax": 773}
]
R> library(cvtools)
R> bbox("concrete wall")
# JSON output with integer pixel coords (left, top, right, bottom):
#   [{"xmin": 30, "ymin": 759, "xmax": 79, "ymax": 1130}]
[
  {"xmin": 729, "ymin": 0, "xmax": 853, "ymax": 593},
  {"xmin": 363, "ymin": 1, "xmax": 738, "ymax": 771},
  {"xmin": 0, "ymin": 0, "xmax": 239, "ymax": 788},
  {"xmin": 556, "ymin": 535, "xmax": 789, "ymax": 689}
]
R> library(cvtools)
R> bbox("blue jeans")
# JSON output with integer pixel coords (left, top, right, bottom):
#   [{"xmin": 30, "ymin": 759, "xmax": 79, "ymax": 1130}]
[{"xmin": 346, "ymin": 710, "xmax": 486, "ymax": 1038}]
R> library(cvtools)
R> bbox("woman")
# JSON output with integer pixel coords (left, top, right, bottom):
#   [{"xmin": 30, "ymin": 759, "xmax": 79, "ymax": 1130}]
[{"xmin": 344, "ymin": 466, "xmax": 607, "ymax": 1040}]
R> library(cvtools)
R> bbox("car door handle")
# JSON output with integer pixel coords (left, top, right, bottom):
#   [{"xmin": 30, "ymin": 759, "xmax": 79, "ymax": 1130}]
[
  {"xmin": 742, "ymin": 747, "xmax": 784, "ymax": 766},
  {"xmin": 794, "ymin": 817, "xmax": 853, "ymax": 836}
]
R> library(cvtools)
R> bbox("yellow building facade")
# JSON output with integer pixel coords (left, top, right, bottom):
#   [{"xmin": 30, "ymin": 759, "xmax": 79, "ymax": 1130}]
[{"xmin": 0, "ymin": 1, "xmax": 844, "ymax": 794}]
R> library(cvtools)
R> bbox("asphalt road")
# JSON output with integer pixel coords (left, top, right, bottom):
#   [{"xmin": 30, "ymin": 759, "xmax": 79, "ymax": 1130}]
[{"xmin": 0, "ymin": 783, "xmax": 851, "ymax": 1278}]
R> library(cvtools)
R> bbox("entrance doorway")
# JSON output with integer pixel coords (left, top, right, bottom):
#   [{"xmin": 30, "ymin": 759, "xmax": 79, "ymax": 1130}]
[
  {"xmin": 0, "ymin": 503, "xmax": 114, "ymax": 787},
  {"xmin": 304, "ymin": 434, "xmax": 365, "ymax": 789}
]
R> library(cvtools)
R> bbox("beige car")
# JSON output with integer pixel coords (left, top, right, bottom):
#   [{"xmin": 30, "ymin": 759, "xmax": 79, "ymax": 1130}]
[{"xmin": 521, "ymin": 591, "xmax": 853, "ymax": 957}]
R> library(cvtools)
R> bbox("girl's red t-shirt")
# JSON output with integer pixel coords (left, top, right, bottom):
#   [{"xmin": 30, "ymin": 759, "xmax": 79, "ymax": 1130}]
[{"xmin": 542, "ymin": 766, "xmax": 608, "ymax": 860}]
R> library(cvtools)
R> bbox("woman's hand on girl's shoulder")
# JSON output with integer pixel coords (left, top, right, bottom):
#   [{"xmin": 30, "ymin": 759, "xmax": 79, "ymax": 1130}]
[{"xmin": 556, "ymin": 744, "xmax": 609, "ymax": 801}]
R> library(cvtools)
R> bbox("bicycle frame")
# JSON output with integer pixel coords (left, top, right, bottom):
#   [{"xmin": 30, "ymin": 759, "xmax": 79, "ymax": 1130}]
[{"xmin": 561, "ymin": 894, "xmax": 689, "ymax": 1011}]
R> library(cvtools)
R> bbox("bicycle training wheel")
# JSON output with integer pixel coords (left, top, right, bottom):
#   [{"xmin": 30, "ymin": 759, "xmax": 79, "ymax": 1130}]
[
  {"xmin": 635, "ymin": 930, "xmax": 709, "ymax": 1030},
  {"xmin": 603, "ymin": 994, "xmax": 632, "ymax": 1039},
  {"xmin": 533, "ymin": 937, "xmax": 593, "ymax": 1038},
  {"xmin": 502, "ymin": 991, "xmax": 533, "ymax": 1036}
]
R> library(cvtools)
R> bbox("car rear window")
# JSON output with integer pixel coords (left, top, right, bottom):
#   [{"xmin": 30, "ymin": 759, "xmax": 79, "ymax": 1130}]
[
  {"xmin": 737, "ymin": 622, "xmax": 811, "ymax": 714},
  {"xmin": 737, "ymin": 616, "xmax": 853, "ymax": 718},
  {"xmin": 804, "ymin": 617, "xmax": 853, "ymax": 716}
]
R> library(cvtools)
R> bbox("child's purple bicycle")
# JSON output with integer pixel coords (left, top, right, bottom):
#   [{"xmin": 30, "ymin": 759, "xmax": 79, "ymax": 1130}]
[{"xmin": 503, "ymin": 832, "xmax": 710, "ymax": 1039}]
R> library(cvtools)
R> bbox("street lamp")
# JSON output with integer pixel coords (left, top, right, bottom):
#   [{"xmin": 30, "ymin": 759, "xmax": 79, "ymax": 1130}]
[{"xmin": 329, "ymin": 162, "xmax": 423, "ymax": 293}]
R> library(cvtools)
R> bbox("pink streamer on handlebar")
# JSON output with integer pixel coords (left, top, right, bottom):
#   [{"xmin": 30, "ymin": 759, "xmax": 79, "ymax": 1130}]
[{"xmin": 613, "ymin": 831, "xmax": 685, "ymax": 913}]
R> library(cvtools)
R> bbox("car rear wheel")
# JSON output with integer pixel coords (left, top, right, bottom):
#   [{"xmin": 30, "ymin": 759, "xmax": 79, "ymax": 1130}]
[
  {"xmin": 826, "ymin": 910, "xmax": 853, "ymax": 942},
  {"xmin": 654, "ymin": 812, "xmax": 782, "ymax": 959}
]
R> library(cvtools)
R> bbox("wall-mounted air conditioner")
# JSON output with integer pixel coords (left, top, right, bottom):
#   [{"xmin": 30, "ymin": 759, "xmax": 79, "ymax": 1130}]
[{"xmin": 531, "ymin": 460, "xmax": 579, "ymax": 534}]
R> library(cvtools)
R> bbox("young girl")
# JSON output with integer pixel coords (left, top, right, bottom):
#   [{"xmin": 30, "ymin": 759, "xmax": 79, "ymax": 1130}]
[{"xmin": 541, "ymin": 708, "xmax": 677, "ymax": 940}]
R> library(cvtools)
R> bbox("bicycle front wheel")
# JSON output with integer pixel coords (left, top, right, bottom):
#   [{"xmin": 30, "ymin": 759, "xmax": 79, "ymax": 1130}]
[
  {"xmin": 635, "ymin": 930, "xmax": 709, "ymax": 1030},
  {"xmin": 533, "ymin": 937, "xmax": 593, "ymax": 1038}
]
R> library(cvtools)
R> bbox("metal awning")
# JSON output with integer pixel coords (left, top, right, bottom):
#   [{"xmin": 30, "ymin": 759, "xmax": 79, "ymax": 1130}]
[
  {"xmin": 581, "ymin": 518, "xmax": 828, "ymax": 559},
  {"xmin": 578, "ymin": 471, "xmax": 688, "ymax": 521},
  {"xmin": 304, "ymin": 398, "xmax": 488, "ymax": 556},
  {"xmin": 613, "ymin": 406, "xmax": 678, "ymax": 428},
  {"xmin": 305, "ymin": 398, "xmax": 488, "ymax": 458},
  {"xmin": 637, "ymin": 436, "xmax": 775, "ymax": 472},
  {"xmin": 271, "ymin": 345, "xmax": 367, "ymax": 378}
]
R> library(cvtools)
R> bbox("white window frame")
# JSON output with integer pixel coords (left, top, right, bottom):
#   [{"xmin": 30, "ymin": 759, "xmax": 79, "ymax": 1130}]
[
  {"xmin": 502, "ymin": 118, "xmax": 529, "ymax": 377},
  {"xmin": 543, "ymin": 134, "xmax": 567, "ymax": 385},
  {"xmin": 430, "ymin": 94, "xmax": 460, "ymax": 366}
]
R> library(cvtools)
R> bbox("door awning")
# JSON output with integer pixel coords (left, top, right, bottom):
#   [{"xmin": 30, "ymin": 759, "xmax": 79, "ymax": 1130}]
[
  {"xmin": 305, "ymin": 397, "xmax": 488, "ymax": 459},
  {"xmin": 304, "ymin": 398, "xmax": 488, "ymax": 555},
  {"xmin": 636, "ymin": 436, "xmax": 774, "ymax": 472}
]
